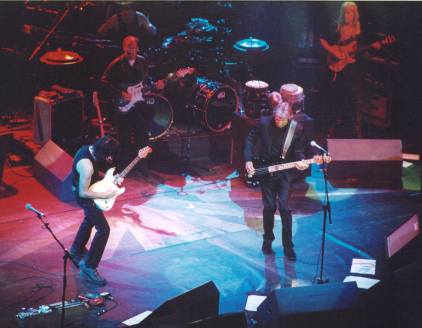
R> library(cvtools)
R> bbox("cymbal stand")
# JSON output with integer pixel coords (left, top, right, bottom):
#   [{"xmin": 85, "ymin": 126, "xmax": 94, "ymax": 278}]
[{"xmin": 28, "ymin": 4, "xmax": 71, "ymax": 61}]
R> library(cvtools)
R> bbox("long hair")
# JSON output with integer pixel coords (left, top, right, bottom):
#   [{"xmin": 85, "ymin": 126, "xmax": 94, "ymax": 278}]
[{"xmin": 336, "ymin": 2, "xmax": 361, "ymax": 36}]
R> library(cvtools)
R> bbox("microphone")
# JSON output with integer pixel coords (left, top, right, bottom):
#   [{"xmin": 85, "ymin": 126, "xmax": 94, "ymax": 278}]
[
  {"xmin": 310, "ymin": 140, "xmax": 329, "ymax": 154},
  {"xmin": 25, "ymin": 203, "xmax": 45, "ymax": 217}
]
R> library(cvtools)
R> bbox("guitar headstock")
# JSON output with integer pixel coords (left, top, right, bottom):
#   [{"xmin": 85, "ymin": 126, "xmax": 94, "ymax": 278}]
[
  {"xmin": 175, "ymin": 67, "xmax": 195, "ymax": 79},
  {"xmin": 138, "ymin": 146, "xmax": 153, "ymax": 159},
  {"xmin": 313, "ymin": 154, "xmax": 332, "ymax": 164},
  {"xmin": 92, "ymin": 91, "xmax": 100, "ymax": 108}
]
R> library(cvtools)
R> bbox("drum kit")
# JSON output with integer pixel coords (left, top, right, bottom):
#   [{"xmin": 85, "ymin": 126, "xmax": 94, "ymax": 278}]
[{"xmin": 30, "ymin": 12, "xmax": 305, "ymax": 142}]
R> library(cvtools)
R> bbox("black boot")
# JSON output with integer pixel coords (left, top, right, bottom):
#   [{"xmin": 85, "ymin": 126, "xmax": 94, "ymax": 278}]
[
  {"xmin": 262, "ymin": 240, "xmax": 275, "ymax": 255},
  {"xmin": 284, "ymin": 247, "xmax": 296, "ymax": 261}
]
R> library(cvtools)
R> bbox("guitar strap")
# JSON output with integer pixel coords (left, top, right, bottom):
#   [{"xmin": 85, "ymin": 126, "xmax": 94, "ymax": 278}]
[{"xmin": 281, "ymin": 120, "xmax": 297, "ymax": 160}]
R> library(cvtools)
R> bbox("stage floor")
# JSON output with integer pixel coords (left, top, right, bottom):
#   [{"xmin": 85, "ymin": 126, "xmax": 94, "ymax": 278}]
[{"xmin": 0, "ymin": 150, "xmax": 421, "ymax": 326}]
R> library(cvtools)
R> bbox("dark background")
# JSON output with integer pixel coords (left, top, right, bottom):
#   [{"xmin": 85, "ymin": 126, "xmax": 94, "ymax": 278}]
[{"xmin": 1, "ymin": 1, "xmax": 421, "ymax": 150}]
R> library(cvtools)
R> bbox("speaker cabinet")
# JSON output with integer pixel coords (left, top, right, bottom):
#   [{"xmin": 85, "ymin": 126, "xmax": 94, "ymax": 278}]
[
  {"xmin": 256, "ymin": 282, "xmax": 361, "ymax": 328},
  {"xmin": 386, "ymin": 214, "xmax": 421, "ymax": 272},
  {"xmin": 327, "ymin": 139, "xmax": 402, "ymax": 188},
  {"xmin": 33, "ymin": 140, "xmax": 74, "ymax": 201},
  {"xmin": 135, "ymin": 281, "xmax": 219, "ymax": 328},
  {"xmin": 33, "ymin": 89, "xmax": 84, "ymax": 145},
  {"xmin": 187, "ymin": 312, "xmax": 247, "ymax": 328},
  {"xmin": 359, "ymin": 59, "xmax": 395, "ymax": 130}
]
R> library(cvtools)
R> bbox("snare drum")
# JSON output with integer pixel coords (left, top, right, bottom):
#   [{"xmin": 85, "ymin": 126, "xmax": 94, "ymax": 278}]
[
  {"xmin": 280, "ymin": 83, "xmax": 305, "ymax": 114},
  {"xmin": 193, "ymin": 77, "xmax": 238, "ymax": 132},
  {"xmin": 243, "ymin": 80, "xmax": 271, "ymax": 118},
  {"xmin": 143, "ymin": 93, "xmax": 174, "ymax": 140}
]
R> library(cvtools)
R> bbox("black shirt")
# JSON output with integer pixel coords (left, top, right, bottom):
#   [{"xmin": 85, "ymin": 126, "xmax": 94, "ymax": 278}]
[
  {"xmin": 72, "ymin": 146, "xmax": 100, "ymax": 194},
  {"xmin": 101, "ymin": 54, "xmax": 148, "ymax": 99}
]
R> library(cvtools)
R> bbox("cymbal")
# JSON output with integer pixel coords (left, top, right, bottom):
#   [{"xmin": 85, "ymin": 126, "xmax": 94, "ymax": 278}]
[
  {"xmin": 40, "ymin": 48, "xmax": 83, "ymax": 65},
  {"xmin": 233, "ymin": 37, "xmax": 269, "ymax": 53}
]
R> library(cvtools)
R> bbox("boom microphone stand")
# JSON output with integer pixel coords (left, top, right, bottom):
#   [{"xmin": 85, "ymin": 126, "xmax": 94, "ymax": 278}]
[
  {"xmin": 25, "ymin": 204, "xmax": 79, "ymax": 328},
  {"xmin": 316, "ymin": 150, "xmax": 332, "ymax": 284}
]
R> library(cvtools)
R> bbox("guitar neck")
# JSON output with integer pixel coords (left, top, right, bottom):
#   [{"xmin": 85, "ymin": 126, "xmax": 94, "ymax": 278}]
[
  {"xmin": 266, "ymin": 158, "xmax": 315, "ymax": 174},
  {"xmin": 119, "ymin": 156, "xmax": 142, "ymax": 179}
]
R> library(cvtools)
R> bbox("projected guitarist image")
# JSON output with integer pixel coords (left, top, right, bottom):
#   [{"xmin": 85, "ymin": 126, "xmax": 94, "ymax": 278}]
[
  {"xmin": 319, "ymin": 2, "xmax": 394, "ymax": 138},
  {"xmin": 101, "ymin": 35, "xmax": 152, "ymax": 173},
  {"xmin": 70, "ymin": 136, "xmax": 152, "ymax": 285},
  {"xmin": 244, "ymin": 102, "xmax": 310, "ymax": 260}
]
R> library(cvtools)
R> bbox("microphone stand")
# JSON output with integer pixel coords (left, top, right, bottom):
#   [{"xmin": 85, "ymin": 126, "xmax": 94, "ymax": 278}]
[
  {"xmin": 317, "ymin": 151, "xmax": 332, "ymax": 284},
  {"xmin": 32, "ymin": 212, "xmax": 79, "ymax": 328}
]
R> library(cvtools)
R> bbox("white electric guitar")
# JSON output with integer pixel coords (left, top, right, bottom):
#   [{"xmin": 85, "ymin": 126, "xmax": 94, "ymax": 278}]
[
  {"xmin": 115, "ymin": 81, "xmax": 145, "ymax": 113},
  {"xmin": 90, "ymin": 146, "xmax": 152, "ymax": 211}
]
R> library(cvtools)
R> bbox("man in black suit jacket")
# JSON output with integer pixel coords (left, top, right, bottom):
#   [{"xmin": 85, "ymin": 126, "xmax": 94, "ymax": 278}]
[{"xmin": 244, "ymin": 102, "xmax": 308, "ymax": 260}]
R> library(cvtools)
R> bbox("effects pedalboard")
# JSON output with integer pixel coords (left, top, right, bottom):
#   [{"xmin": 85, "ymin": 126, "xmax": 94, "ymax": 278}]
[{"xmin": 16, "ymin": 292, "xmax": 113, "ymax": 323}]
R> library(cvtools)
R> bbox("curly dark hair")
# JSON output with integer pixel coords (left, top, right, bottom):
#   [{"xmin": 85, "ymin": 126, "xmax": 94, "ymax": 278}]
[{"xmin": 93, "ymin": 136, "xmax": 120, "ymax": 162}]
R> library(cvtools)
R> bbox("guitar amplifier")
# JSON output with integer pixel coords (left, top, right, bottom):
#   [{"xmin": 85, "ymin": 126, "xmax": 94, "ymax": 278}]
[{"xmin": 33, "ymin": 86, "xmax": 84, "ymax": 145}]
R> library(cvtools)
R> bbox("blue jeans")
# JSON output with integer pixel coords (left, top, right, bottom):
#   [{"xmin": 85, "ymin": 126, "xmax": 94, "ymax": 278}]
[{"xmin": 71, "ymin": 197, "xmax": 110, "ymax": 269}]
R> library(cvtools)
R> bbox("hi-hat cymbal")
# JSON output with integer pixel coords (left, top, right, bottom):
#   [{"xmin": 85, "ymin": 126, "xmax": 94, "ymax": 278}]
[
  {"xmin": 40, "ymin": 48, "xmax": 83, "ymax": 65},
  {"xmin": 233, "ymin": 37, "xmax": 270, "ymax": 53}
]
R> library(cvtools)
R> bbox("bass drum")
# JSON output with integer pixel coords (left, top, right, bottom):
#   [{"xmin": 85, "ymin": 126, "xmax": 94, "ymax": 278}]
[
  {"xmin": 144, "ymin": 93, "xmax": 174, "ymax": 140},
  {"xmin": 193, "ymin": 78, "xmax": 238, "ymax": 132}
]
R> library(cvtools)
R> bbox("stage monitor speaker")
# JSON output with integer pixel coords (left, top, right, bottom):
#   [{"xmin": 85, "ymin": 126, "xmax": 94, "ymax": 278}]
[
  {"xmin": 33, "ymin": 140, "xmax": 74, "ymax": 201},
  {"xmin": 186, "ymin": 312, "xmax": 247, "ymax": 328},
  {"xmin": 33, "ymin": 89, "xmax": 84, "ymax": 145},
  {"xmin": 327, "ymin": 139, "xmax": 402, "ymax": 188},
  {"xmin": 386, "ymin": 214, "xmax": 421, "ymax": 271},
  {"xmin": 134, "ymin": 281, "xmax": 219, "ymax": 328},
  {"xmin": 256, "ymin": 282, "xmax": 361, "ymax": 328}
]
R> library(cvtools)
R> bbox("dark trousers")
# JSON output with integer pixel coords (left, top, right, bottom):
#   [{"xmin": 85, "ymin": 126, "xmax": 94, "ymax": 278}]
[
  {"xmin": 261, "ymin": 174, "xmax": 294, "ymax": 248},
  {"xmin": 327, "ymin": 63, "xmax": 361, "ymax": 138},
  {"xmin": 71, "ymin": 198, "xmax": 110, "ymax": 269},
  {"xmin": 115, "ymin": 102, "xmax": 151, "ymax": 170}
]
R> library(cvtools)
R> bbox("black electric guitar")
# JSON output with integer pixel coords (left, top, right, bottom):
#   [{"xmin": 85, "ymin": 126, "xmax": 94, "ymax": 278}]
[
  {"xmin": 246, "ymin": 155, "xmax": 331, "ymax": 184},
  {"xmin": 114, "ymin": 67, "xmax": 196, "ymax": 114}
]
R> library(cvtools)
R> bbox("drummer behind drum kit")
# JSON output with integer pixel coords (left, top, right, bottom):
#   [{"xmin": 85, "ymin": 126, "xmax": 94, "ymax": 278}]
[{"xmin": 31, "ymin": 13, "xmax": 305, "ymax": 144}]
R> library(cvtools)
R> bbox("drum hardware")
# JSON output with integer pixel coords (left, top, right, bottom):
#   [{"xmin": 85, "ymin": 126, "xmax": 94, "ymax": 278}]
[
  {"xmin": 233, "ymin": 37, "xmax": 270, "ymax": 79},
  {"xmin": 40, "ymin": 48, "xmax": 84, "ymax": 65},
  {"xmin": 38, "ymin": 48, "xmax": 86, "ymax": 90},
  {"xmin": 191, "ymin": 77, "xmax": 238, "ymax": 133},
  {"xmin": 280, "ymin": 83, "xmax": 305, "ymax": 114},
  {"xmin": 28, "ymin": 4, "xmax": 72, "ymax": 61},
  {"xmin": 243, "ymin": 80, "xmax": 271, "ymax": 119},
  {"xmin": 143, "ymin": 93, "xmax": 174, "ymax": 141},
  {"xmin": 233, "ymin": 37, "xmax": 270, "ymax": 53}
]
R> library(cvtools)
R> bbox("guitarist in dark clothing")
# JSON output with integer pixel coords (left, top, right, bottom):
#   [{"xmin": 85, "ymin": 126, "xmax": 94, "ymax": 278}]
[
  {"xmin": 101, "ymin": 35, "xmax": 151, "ymax": 171},
  {"xmin": 319, "ymin": 2, "xmax": 382, "ymax": 138},
  {"xmin": 70, "ymin": 136, "xmax": 121, "ymax": 286},
  {"xmin": 244, "ymin": 103, "xmax": 308, "ymax": 260}
]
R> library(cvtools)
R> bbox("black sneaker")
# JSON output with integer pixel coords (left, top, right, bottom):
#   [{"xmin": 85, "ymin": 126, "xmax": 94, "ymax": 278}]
[
  {"xmin": 262, "ymin": 240, "xmax": 275, "ymax": 255},
  {"xmin": 79, "ymin": 260, "xmax": 107, "ymax": 286},
  {"xmin": 284, "ymin": 247, "xmax": 296, "ymax": 261}
]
